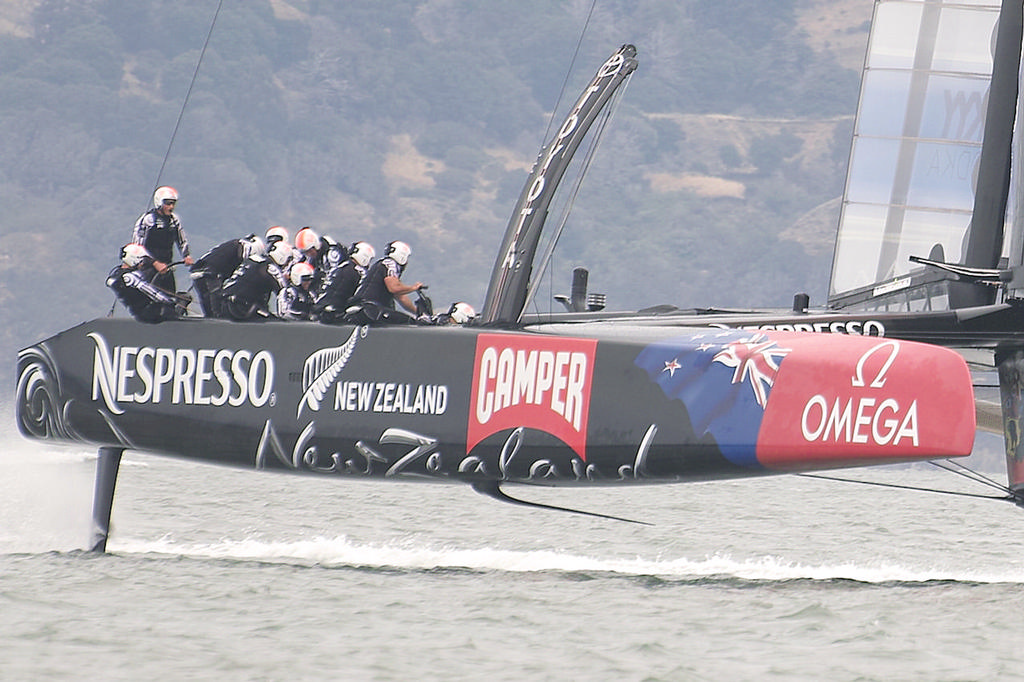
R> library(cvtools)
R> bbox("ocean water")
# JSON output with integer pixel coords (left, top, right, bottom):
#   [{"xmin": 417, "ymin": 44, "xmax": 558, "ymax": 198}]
[{"xmin": 3, "ymin": 409, "xmax": 1024, "ymax": 681}]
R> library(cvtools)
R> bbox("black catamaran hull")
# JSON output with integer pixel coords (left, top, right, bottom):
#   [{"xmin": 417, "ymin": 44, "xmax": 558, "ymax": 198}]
[{"xmin": 17, "ymin": 318, "xmax": 975, "ymax": 488}]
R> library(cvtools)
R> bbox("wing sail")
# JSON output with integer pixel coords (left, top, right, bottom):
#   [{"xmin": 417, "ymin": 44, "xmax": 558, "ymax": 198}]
[{"xmin": 829, "ymin": 0, "xmax": 1022, "ymax": 311}]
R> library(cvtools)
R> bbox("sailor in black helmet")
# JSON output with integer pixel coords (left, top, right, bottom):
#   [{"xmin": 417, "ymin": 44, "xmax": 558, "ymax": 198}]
[
  {"xmin": 132, "ymin": 186, "xmax": 193, "ymax": 293},
  {"xmin": 346, "ymin": 240, "xmax": 425, "ymax": 324}
]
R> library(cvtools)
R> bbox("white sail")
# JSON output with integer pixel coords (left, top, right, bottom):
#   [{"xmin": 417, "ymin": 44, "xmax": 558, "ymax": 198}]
[{"xmin": 829, "ymin": 0, "xmax": 1009, "ymax": 309}]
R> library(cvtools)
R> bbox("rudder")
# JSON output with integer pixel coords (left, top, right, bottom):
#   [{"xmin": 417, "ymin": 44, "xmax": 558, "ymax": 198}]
[{"xmin": 996, "ymin": 349, "xmax": 1024, "ymax": 504}]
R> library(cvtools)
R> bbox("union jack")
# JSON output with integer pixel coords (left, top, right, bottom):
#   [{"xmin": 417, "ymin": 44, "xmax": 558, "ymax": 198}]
[{"xmin": 712, "ymin": 333, "xmax": 791, "ymax": 408}]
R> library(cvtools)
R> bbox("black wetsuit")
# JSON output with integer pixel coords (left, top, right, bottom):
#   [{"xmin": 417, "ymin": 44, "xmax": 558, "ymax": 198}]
[
  {"xmin": 314, "ymin": 260, "xmax": 365, "ymax": 323},
  {"xmin": 346, "ymin": 257, "xmax": 414, "ymax": 325},
  {"xmin": 353, "ymin": 257, "xmax": 400, "ymax": 306},
  {"xmin": 132, "ymin": 207, "xmax": 190, "ymax": 292},
  {"xmin": 189, "ymin": 239, "xmax": 246, "ymax": 318},
  {"xmin": 297, "ymin": 236, "xmax": 348, "ymax": 298},
  {"xmin": 220, "ymin": 256, "xmax": 287, "ymax": 321},
  {"xmin": 315, "ymin": 236, "xmax": 349, "ymax": 297},
  {"xmin": 106, "ymin": 262, "xmax": 181, "ymax": 323}
]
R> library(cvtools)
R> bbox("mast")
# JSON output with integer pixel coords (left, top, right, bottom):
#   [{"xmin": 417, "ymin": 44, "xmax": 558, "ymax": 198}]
[{"xmin": 480, "ymin": 44, "xmax": 638, "ymax": 326}]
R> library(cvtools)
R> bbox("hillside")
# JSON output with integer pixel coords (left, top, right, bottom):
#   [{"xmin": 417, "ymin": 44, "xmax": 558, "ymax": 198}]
[{"xmin": 0, "ymin": 0, "xmax": 873, "ymax": 389}]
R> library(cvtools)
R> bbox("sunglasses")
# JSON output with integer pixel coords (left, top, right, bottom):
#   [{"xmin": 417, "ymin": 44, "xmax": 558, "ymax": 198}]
[{"xmin": 163, "ymin": 199, "xmax": 177, "ymax": 205}]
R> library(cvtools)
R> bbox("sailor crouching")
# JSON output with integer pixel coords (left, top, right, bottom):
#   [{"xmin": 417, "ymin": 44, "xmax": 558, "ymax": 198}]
[
  {"xmin": 189, "ymin": 234, "xmax": 266, "ymax": 318},
  {"xmin": 106, "ymin": 244, "xmax": 189, "ymax": 323},
  {"xmin": 314, "ymin": 241, "xmax": 375, "ymax": 324},
  {"xmin": 219, "ymin": 240, "xmax": 291, "ymax": 321},
  {"xmin": 277, "ymin": 262, "xmax": 316, "ymax": 321}
]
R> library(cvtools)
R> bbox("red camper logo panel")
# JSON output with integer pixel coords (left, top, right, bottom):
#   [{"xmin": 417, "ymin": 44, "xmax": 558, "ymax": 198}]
[{"xmin": 468, "ymin": 334, "xmax": 598, "ymax": 460}]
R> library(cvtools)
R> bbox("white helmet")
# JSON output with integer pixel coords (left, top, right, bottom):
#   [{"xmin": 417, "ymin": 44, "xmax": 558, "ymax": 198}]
[
  {"xmin": 449, "ymin": 301, "xmax": 476, "ymax": 324},
  {"xmin": 295, "ymin": 227, "xmax": 321, "ymax": 252},
  {"xmin": 265, "ymin": 226, "xmax": 289, "ymax": 245},
  {"xmin": 290, "ymin": 261, "xmax": 316, "ymax": 287},
  {"xmin": 268, "ymin": 241, "xmax": 292, "ymax": 266},
  {"xmin": 240, "ymin": 234, "xmax": 266, "ymax": 260},
  {"xmin": 153, "ymin": 186, "xmax": 179, "ymax": 207},
  {"xmin": 386, "ymin": 240, "xmax": 411, "ymax": 266},
  {"xmin": 121, "ymin": 243, "xmax": 150, "ymax": 268},
  {"xmin": 350, "ymin": 241, "xmax": 376, "ymax": 268}
]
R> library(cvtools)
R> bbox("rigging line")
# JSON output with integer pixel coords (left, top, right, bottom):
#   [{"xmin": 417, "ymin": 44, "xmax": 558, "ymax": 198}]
[
  {"xmin": 930, "ymin": 459, "xmax": 1006, "ymax": 490},
  {"xmin": 543, "ymin": 239, "xmax": 556, "ymax": 317},
  {"xmin": 936, "ymin": 457, "xmax": 1006, "ymax": 486},
  {"xmin": 150, "ymin": 0, "xmax": 225, "ymax": 198},
  {"xmin": 541, "ymin": 0, "xmax": 599, "ymax": 146},
  {"xmin": 525, "ymin": 109, "xmax": 610, "ymax": 320},
  {"xmin": 795, "ymin": 472, "xmax": 1012, "ymax": 501},
  {"xmin": 524, "ymin": 73, "xmax": 633, "ymax": 318},
  {"xmin": 523, "ymin": 112, "xmax": 605, "ymax": 319},
  {"xmin": 928, "ymin": 459, "xmax": 1012, "ymax": 495}
]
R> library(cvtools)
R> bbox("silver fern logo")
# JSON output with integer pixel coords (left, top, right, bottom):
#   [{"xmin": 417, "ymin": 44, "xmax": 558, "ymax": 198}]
[{"xmin": 297, "ymin": 327, "xmax": 365, "ymax": 418}]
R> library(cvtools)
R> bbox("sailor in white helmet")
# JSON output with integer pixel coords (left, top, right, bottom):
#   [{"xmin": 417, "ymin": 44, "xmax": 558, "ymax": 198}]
[
  {"xmin": 106, "ymin": 244, "xmax": 186, "ymax": 322},
  {"xmin": 313, "ymin": 241, "xmax": 375, "ymax": 324},
  {"xmin": 438, "ymin": 301, "xmax": 476, "ymax": 325},
  {"xmin": 265, "ymin": 225, "xmax": 289, "ymax": 247},
  {"xmin": 132, "ymin": 186, "xmax": 193, "ymax": 293},
  {"xmin": 295, "ymin": 226, "xmax": 349, "ymax": 297},
  {"xmin": 277, "ymin": 262, "xmax": 316, "ymax": 321},
  {"xmin": 414, "ymin": 301, "xmax": 477, "ymax": 326},
  {"xmin": 188, "ymin": 234, "xmax": 266, "ymax": 318},
  {"xmin": 220, "ymin": 240, "xmax": 291, "ymax": 320},
  {"xmin": 346, "ymin": 240, "xmax": 426, "ymax": 324}
]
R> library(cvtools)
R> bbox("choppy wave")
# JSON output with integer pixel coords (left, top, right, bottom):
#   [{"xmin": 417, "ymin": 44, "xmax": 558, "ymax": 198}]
[{"xmin": 107, "ymin": 534, "xmax": 1024, "ymax": 585}]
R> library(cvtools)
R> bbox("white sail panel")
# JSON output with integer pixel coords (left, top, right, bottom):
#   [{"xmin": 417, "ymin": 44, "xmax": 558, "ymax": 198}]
[
  {"xmin": 830, "ymin": 0, "xmax": 1001, "ymax": 305},
  {"xmin": 1007, "ymin": 39, "xmax": 1024, "ymax": 287}
]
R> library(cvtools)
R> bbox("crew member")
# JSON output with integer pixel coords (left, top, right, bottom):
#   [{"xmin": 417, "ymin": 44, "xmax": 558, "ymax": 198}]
[
  {"xmin": 106, "ymin": 244, "xmax": 186, "ymax": 323},
  {"xmin": 293, "ymin": 227, "xmax": 349, "ymax": 296},
  {"xmin": 265, "ymin": 225, "xmax": 289, "ymax": 247},
  {"xmin": 189, "ymin": 234, "xmax": 265, "ymax": 318},
  {"xmin": 132, "ymin": 186, "xmax": 193, "ymax": 292},
  {"xmin": 294, "ymin": 227, "xmax": 325, "ymax": 290},
  {"xmin": 318, "ymin": 234, "xmax": 349, "ymax": 285},
  {"xmin": 314, "ymin": 241, "xmax": 375, "ymax": 324},
  {"xmin": 277, "ymin": 262, "xmax": 316, "ymax": 320},
  {"xmin": 220, "ymin": 240, "xmax": 291, "ymax": 321},
  {"xmin": 346, "ymin": 240, "xmax": 425, "ymax": 325},
  {"xmin": 433, "ymin": 301, "xmax": 477, "ymax": 325}
]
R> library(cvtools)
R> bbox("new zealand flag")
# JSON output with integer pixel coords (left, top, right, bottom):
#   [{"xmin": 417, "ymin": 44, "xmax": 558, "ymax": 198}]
[{"xmin": 634, "ymin": 331, "xmax": 792, "ymax": 467}]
